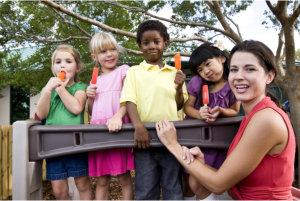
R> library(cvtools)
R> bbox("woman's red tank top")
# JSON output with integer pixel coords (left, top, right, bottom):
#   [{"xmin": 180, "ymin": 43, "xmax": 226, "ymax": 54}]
[{"xmin": 227, "ymin": 97, "xmax": 296, "ymax": 200}]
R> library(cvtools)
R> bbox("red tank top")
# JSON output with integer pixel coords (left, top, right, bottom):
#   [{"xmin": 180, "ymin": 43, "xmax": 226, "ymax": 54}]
[{"xmin": 227, "ymin": 97, "xmax": 295, "ymax": 200}]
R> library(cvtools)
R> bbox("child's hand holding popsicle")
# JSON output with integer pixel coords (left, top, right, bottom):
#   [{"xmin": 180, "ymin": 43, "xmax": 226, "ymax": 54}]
[
  {"xmin": 200, "ymin": 85, "xmax": 220, "ymax": 123},
  {"xmin": 44, "ymin": 71, "xmax": 66, "ymax": 93},
  {"xmin": 174, "ymin": 54, "xmax": 186, "ymax": 90},
  {"xmin": 86, "ymin": 67, "xmax": 99, "ymax": 99},
  {"xmin": 199, "ymin": 85, "xmax": 211, "ymax": 121}
]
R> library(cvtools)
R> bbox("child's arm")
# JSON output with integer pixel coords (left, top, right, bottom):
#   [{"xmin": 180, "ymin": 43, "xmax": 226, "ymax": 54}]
[
  {"xmin": 86, "ymin": 85, "xmax": 97, "ymax": 115},
  {"xmin": 218, "ymin": 101, "xmax": 241, "ymax": 117},
  {"xmin": 56, "ymin": 81, "xmax": 87, "ymax": 115},
  {"xmin": 127, "ymin": 102, "xmax": 151, "ymax": 149},
  {"xmin": 106, "ymin": 105, "xmax": 126, "ymax": 132},
  {"xmin": 184, "ymin": 94, "xmax": 208, "ymax": 120},
  {"xmin": 36, "ymin": 77, "xmax": 62, "ymax": 119},
  {"xmin": 174, "ymin": 71, "xmax": 186, "ymax": 110},
  {"xmin": 206, "ymin": 101, "xmax": 241, "ymax": 123}
]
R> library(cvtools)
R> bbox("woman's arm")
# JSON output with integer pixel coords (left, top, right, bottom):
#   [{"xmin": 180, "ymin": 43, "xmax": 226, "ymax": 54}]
[{"xmin": 157, "ymin": 108, "xmax": 288, "ymax": 194}]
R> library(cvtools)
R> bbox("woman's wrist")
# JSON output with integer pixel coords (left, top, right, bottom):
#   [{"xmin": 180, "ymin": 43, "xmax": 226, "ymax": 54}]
[{"xmin": 168, "ymin": 142, "xmax": 182, "ymax": 156}]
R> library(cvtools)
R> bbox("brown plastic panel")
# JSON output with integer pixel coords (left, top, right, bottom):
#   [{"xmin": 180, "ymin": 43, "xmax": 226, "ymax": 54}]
[{"xmin": 29, "ymin": 116, "xmax": 243, "ymax": 161}]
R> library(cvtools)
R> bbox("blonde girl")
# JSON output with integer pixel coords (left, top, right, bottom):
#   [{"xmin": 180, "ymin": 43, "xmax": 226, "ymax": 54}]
[{"xmin": 86, "ymin": 32, "xmax": 134, "ymax": 200}]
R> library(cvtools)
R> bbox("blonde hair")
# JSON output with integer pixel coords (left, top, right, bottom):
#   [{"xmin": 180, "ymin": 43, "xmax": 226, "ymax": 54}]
[
  {"xmin": 51, "ymin": 44, "xmax": 84, "ymax": 82},
  {"xmin": 89, "ymin": 32, "xmax": 119, "ymax": 55}
]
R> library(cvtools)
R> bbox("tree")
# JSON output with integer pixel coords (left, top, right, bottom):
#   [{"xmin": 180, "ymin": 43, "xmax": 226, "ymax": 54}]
[
  {"xmin": 1, "ymin": 0, "xmax": 300, "ymax": 185},
  {"xmin": 296, "ymin": 49, "xmax": 300, "ymax": 61}
]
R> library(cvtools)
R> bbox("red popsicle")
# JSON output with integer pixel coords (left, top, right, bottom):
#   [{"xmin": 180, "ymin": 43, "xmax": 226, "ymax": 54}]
[
  {"xmin": 202, "ymin": 85, "xmax": 209, "ymax": 106},
  {"xmin": 91, "ymin": 67, "xmax": 99, "ymax": 84},
  {"xmin": 58, "ymin": 71, "xmax": 65, "ymax": 81},
  {"xmin": 174, "ymin": 54, "xmax": 181, "ymax": 70}
]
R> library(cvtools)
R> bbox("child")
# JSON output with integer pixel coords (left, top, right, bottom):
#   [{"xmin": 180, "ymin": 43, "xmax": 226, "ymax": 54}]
[
  {"xmin": 156, "ymin": 40, "xmax": 295, "ymax": 200},
  {"xmin": 86, "ymin": 32, "xmax": 134, "ymax": 200},
  {"xmin": 183, "ymin": 42, "xmax": 240, "ymax": 200},
  {"xmin": 36, "ymin": 44, "xmax": 92, "ymax": 200},
  {"xmin": 120, "ymin": 20, "xmax": 189, "ymax": 200}
]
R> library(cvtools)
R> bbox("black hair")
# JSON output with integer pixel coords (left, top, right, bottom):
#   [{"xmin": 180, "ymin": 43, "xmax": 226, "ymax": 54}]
[
  {"xmin": 136, "ymin": 20, "xmax": 170, "ymax": 45},
  {"xmin": 229, "ymin": 40, "xmax": 284, "ymax": 109},
  {"xmin": 189, "ymin": 42, "xmax": 229, "ymax": 106}
]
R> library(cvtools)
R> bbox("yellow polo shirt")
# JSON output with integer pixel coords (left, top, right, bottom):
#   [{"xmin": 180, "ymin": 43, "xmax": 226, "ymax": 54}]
[{"xmin": 120, "ymin": 60, "xmax": 188, "ymax": 122}]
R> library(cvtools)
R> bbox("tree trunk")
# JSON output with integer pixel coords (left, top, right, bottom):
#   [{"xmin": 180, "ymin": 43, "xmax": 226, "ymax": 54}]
[{"xmin": 286, "ymin": 87, "xmax": 300, "ymax": 187}]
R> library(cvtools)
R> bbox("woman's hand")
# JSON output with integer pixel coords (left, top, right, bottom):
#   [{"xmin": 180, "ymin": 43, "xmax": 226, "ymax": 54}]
[
  {"xmin": 189, "ymin": 146, "xmax": 205, "ymax": 164},
  {"xmin": 182, "ymin": 146, "xmax": 194, "ymax": 164},
  {"xmin": 181, "ymin": 146, "xmax": 205, "ymax": 164},
  {"xmin": 156, "ymin": 118, "xmax": 178, "ymax": 147}
]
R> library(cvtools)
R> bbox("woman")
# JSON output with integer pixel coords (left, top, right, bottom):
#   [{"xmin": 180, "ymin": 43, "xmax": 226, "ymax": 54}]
[{"xmin": 156, "ymin": 40, "xmax": 295, "ymax": 200}]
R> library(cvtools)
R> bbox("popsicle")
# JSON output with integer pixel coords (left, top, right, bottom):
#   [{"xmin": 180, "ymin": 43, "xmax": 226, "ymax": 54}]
[
  {"xmin": 58, "ymin": 71, "xmax": 65, "ymax": 81},
  {"xmin": 174, "ymin": 54, "xmax": 181, "ymax": 70},
  {"xmin": 202, "ymin": 85, "xmax": 209, "ymax": 106},
  {"xmin": 91, "ymin": 67, "xmax": 99, "ymax": 84}
]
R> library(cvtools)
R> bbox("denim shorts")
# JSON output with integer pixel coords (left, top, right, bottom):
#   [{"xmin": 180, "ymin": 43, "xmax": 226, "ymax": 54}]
[
  {"xmin": 134, "ymin": 147, "xmax": 183, "ymax": 200},
  {"xmin": 46, "ymin": 152, "xmax": 89, "ymax": 180}
]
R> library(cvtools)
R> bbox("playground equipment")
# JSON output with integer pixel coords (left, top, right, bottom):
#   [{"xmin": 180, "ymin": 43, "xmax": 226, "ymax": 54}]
[{"xmin": 12, "ymin": 116, "xmax": 299, "ymax": 200}]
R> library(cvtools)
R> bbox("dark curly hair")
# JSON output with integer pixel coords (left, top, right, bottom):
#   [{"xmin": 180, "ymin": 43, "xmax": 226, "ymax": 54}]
[{"xmin": 136, "ymin": 20, "xmax": 170, "ymax": 45}]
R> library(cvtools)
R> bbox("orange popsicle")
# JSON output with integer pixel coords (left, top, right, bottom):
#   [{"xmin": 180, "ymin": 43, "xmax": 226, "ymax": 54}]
[
  {"xmin": 174, "ymin": 54, "xmax": 181, "ymax": 70},
  {"xmin": 58, "ymin": 71, "xmax": 65, "ymax": 80},
  {"xmin": 91, "ymin": 67, "xmax": 99, "ymax": 84},
  {"xmin": 202, "ymin": 85, "xmax": 209, "ymax": 106}
]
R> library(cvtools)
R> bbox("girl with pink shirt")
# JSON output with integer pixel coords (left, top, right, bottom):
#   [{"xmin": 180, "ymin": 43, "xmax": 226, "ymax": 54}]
[{"xmin": 86, "ymin": 32, "xmax": 134, "ymax": 200}]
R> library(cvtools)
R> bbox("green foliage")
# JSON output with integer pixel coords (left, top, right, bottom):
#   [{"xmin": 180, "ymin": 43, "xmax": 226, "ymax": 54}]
[
  {"xmin": 10, "ymin": 86, "xmax": 29, "ymax": 124},
  {"xmin": 262, "ymin": 1, "xmax": 300, "ymax": 31}
]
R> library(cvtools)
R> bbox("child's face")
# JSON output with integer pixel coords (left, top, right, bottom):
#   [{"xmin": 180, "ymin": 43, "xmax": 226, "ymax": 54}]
[
  {"xmin": 92, "ymin": 48, "xmax": 118, "ymax": 72},
  {"xmin": 229, "ymin": 51, "xmax": 274, "ymax": 104},
  {"xmin": 139, "ymin": 30, "xmax": 168, "ymax": 65},
  {"xmin": 197, "ymin": 56, "xmax": 225, "ymax": 83},
  {"xmin": 52, "ymin": 51, "xmax": 78, "ymax": 82}
]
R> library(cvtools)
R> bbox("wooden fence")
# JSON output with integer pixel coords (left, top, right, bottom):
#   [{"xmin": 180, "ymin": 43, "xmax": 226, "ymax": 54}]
[{"xmin": 0, "ymin": 125, "xmax": 12, "ymax": 200}]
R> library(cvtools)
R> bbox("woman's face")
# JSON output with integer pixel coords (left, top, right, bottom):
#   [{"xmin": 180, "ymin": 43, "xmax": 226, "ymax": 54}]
[{"xmin": 228, "ymin": 51, "xmax": 274, "ymax": 105}]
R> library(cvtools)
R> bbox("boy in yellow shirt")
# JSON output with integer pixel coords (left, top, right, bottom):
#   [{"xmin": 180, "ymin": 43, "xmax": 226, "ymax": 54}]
[{"xmin": 120, "ymin": 20, "xmax": 188, "ymax": 200}]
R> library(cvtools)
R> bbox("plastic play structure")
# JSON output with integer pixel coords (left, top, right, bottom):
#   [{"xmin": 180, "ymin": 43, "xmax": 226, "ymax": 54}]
[{"xmin": 12, "ymin": 116, "xmax": 300, "ymax": 200}]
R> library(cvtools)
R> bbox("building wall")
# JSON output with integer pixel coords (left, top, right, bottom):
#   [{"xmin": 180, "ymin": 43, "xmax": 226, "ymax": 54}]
[
  {"xmin": 0, "ymin": 87, "xmax": 10, "ymax": 125},
  {"xmin": 30, "ymin": 93, "xmax": 40, "ymax": 119}
]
